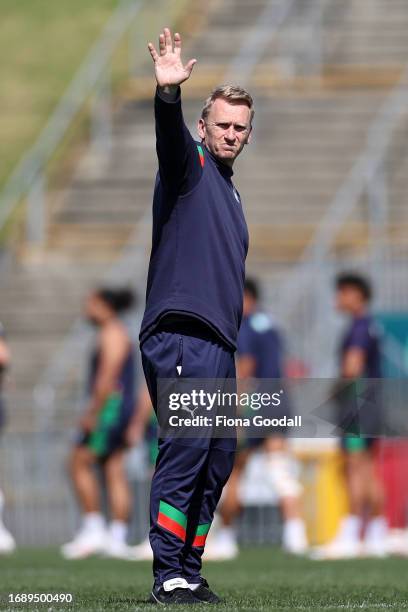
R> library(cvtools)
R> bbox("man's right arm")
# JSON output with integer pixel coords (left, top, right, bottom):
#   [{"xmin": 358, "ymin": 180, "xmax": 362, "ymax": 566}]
[
  {"xmin": 155, "ymin": 85, "xmax": 202, "ymax": 194},
  {"xmin": 148, "ymin": 28, "xmax": 200, "ymax": 195}
]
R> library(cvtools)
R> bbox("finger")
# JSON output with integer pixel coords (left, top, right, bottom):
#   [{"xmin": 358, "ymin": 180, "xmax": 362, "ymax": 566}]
[
  {"xmin": 164, "ymin": 27, "xmax": 173, "ymax": 52},
  {"xmin": 159, "ymin": 33, "xmax": 166, "ymax": 56},
  {"xmin": 185, "ymin": 58, "xmax": 197, "ymax": 75},
  {"xmin": 174, "ymin": 32, "xmax": 181, "ymax": 55},
  {"xmin": 148, "ymin": 42, "xmax": 159, "ymax": 62}
]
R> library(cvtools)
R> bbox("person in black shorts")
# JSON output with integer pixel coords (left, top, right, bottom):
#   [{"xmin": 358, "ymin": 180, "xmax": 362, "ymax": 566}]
[
  {"xmin": 206, "ymin": 278, "xmax": 307, "ymax": 558},
  {"xmin": 61, "ymin": 288, "xmax": 137, "ymax": 560},
  {"xmin": 0, "ymin": 323, "xmax": 16, "ymax": 554}
]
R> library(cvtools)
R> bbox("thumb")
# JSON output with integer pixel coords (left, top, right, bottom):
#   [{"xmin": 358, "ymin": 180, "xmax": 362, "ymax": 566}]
[{"xmin": 185, "ymin": 58, "xmax": 197, "ymax": 75}]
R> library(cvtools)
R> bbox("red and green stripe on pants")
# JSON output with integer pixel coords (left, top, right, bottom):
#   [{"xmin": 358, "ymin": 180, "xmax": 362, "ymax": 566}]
[{"xmin": 157, "ymin": 500, "xmax": 211, "ymax": 547}]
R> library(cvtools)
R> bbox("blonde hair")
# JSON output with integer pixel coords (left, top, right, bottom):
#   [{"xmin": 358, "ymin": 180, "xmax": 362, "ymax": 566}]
[{"xmin": 201, "ymin": 85, "xmax": 254, "ymax": 124}]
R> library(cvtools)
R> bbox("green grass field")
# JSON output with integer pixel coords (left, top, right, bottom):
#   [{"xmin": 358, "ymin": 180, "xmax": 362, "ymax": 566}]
[{"xmin": 1, "ymin": 548, "xmax": 408, "ymax": 611}]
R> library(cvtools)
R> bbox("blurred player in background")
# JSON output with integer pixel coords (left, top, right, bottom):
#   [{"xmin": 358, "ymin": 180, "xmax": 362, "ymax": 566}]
[
  {"xmin": 0, "ymin": 322, "xmax": 16, "ymax": 554},
  {"xmin": 206, "ymin": 278, "xmax": 307, "ymax": 559},
  {"xmin": 61, "ymin": 288, "xmax": 137, "ymax": 560},
  {"xmin": 315, "ymin": 273, "xmax": 387, "ymax": 559}
]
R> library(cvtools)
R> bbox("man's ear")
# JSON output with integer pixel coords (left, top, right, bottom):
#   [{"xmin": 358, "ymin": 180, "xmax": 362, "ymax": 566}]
[
  {"xmin": 245, "ymin": 125, "xmax": 253, "ymax": 145},
  {"xmin": 197, "ymin": 118, "xmax": 206, "ymax": 140}
]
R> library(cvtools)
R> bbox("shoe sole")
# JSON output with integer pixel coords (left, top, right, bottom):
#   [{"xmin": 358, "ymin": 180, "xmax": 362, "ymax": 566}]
[
  {"xmin": 193, "ymin": 595, "xmax": 219, "ymax": 604},
  {"xmin": 149, "ymin": 590, "xmax": 207, "ymax": 605},
  {"xmin": 149, "ymin": 591, "xmax": 163, "ymax": 605}
]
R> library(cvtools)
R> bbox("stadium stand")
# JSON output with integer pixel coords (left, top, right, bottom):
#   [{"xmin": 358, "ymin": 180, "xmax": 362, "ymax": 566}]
[{"xmin": 1, "ymin": 0, "xmax": 408, "ymax": 543}]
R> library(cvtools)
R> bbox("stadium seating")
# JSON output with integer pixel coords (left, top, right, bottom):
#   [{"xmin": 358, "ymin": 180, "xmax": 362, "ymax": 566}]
[
  {"xmin": 2, "ymin": 0, "xmax": 408, "ymax": 544},
  {"xmin": 3, "ymin": 0, "xmax": 408, "ymax": 420}
]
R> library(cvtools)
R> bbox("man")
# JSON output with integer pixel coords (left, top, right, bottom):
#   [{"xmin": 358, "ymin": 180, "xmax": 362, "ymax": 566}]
[
  {"xmin": 315, "ymin": 273, "xmax": 387, "ymax": 559},
  {"xmin": 61, "ymin": 289, "xmax": 137, "ymax": 561},
  {"xmin": 140, "ymin": 28, "xmax": 252, "ymax": 604},
  {"xmin": 0, "ymin": 322, "xmax": 16, "ymax": 554},
  {"xmin": 205, "ymin": 278, "xmax": 307, "ymax": 560}
]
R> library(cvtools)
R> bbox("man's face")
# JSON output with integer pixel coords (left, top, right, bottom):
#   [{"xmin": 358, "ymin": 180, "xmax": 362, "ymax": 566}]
[
  {"xmin": 84, "ymin": 294, "xmax": 109, "ymax": 326},
  {"xmin": 336, "ymin": 286, "xmax": 365, "ymax": 315},
  {"xmin": 197, "ymin": 98, "xmax": 252, "ymax": 167}
]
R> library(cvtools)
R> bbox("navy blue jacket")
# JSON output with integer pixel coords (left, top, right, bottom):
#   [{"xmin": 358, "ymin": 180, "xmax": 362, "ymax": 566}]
[{"xmin": 139, "ymin": 87, "xmax": 249, "ymax": 349}]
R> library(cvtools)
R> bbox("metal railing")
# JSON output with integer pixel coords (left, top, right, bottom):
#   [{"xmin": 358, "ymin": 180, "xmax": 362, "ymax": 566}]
[
  {"xmin": 32, "ymin": 0, "xmax": 372, "ymax": 422},
  {"xmin": 0, "ymin": 430, "xmax": 152, "ymax": 546},
  {"xmin": 1, "ymin": 429, "xmax": 287, "ymax": 546},
  {"xmin": 7, "ymin": 0, "xmax": 408, "ymax": 543},
  {"xmin": 225, "ymin": 0, "xmax": 297, "ymax": 84},
  {"xmin": 32, "ymin": 216, "xmax": 151, "ymax": 430},
  {"xmin": 227, "ymin": 0, "xmax": 336, "ymax": 83},
  {"xmin": 275, "ymin": 64, "xmax": 408, "ymax": 375},
  {"xmin": 10, "ymin": 0, "xmax": 408, "ymax": 417},
  {"xmin": 0, "ymin": 0, "xmax": 145, "ymax": 245},
  {"xmin": 31, "ymin": 0, "xmax": 301, "ymax": 429},
  {"xmin": 276, "ymin": 0, "xmax": 333, "ymax": 77}
]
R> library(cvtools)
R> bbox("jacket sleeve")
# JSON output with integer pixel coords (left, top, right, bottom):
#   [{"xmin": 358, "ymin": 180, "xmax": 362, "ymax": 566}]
[{"xmin": 155, "ymin": 86, "xmax": 203, "ymax": 195}]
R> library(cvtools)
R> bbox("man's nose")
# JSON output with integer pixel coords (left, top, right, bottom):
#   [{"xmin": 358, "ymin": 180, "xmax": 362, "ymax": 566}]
[{"xmin": 225, "ymin": 126, "xmax": 236, "ymax": 141}]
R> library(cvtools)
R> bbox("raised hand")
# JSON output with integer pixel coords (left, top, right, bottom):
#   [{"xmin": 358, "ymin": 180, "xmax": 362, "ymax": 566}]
[{"xmin": 148, "ymin": 28, "xmax": 197, "ymax": 91}]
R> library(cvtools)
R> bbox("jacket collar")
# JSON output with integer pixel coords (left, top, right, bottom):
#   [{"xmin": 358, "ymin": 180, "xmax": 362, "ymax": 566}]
[{"xmin": 203, "ymin": 143, "xmax": 234, "ymax": 178}]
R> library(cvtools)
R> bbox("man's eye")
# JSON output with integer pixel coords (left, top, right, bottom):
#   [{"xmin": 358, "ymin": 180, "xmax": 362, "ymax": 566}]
[
  {"xmin": 234, "ymin": 126, "xmax": 247, "ymax": 132},
  {"xmin": 217, "ymin": 123, "xmax": 230, "ymax": 129}
]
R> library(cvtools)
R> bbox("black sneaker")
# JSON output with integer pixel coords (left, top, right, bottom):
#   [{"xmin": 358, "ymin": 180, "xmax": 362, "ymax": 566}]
[
  {"xmin": 190, "ymin": 578, "xmax": 221, "ymax": 604},
  {"xmin": 149, "ymin": 584, "xmax": 199, "ymax": 605}
]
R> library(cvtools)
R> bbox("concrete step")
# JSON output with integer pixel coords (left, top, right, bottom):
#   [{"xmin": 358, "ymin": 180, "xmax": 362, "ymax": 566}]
[
  {"xmin": 46, "ymin": 225, "xmax": 135, "ymax": 259},
  {"xmin": 5, "ymin": 0, "xmax": 408, "ymax": 427}
]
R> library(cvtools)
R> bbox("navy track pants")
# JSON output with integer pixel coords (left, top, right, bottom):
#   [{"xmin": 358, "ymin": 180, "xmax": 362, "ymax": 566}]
[{"xmin": 141, "ymin": 324, "xmax": 236, "ymax": 585}]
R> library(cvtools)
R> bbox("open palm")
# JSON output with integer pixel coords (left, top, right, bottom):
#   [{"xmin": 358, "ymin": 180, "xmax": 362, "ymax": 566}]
[{"xmin": 148, "ymin": 28, "xmax": 197, "ymax": 88}]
